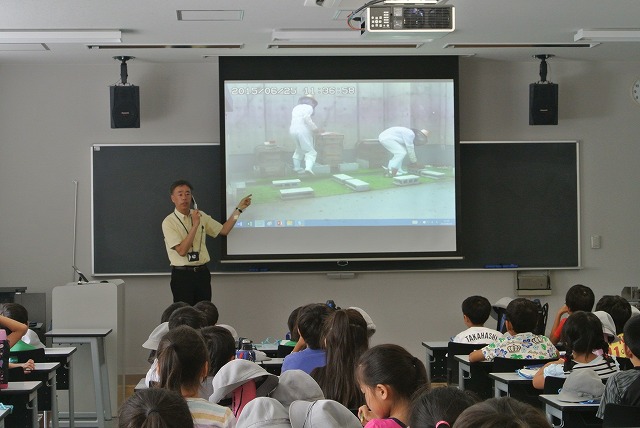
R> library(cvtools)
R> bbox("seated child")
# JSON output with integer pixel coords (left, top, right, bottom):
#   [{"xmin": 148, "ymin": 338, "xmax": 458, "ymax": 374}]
[
  {"xmin": 0, "ymin": 302, "xmax": 41, "ymax": 373},
  {"xmin": 143, "ymin": 301, "xmax": 189, "ymax": 363},
  {"xmin": 452, "ymin": 296, "xmax": 503, "ymax": 344},
  {"xmin": 453, "ymin": 397, "xmax": 550, "ymax": 428},
  {"xmin": 409, "ymin": 385, "xmax": 479, "ymax": 428},
  {"xmin": 194, "ymin": 300, "xmax": 219, "ymax": 326},
  {"xmin": 199, "ymin": 325, "xmax": 236, "ymax": 399},
  {"xmin": 281, "ymin": 303, "xmax": 332, "ymax": 374},
  {"xmin": 595, "ymin": 295, "xmax": 633, "ymax": 358},
  {"xmin": 597, "ymin": 314, "xmax": 640, "ymax": 419},
  {"xmin": 533, "ymin": 311, "xmax": 619, "ymax": 390},
  {"xmin": 549, "ymin": 284, "xmax": 595, "ymax": 346},
  {"xmin": 469, "ymin": 298, "xmax": 558, "ymax": 362}
]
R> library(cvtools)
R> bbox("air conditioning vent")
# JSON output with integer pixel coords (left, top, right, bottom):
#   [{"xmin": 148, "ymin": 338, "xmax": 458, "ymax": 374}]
[{"xmin": 365, "ymin": 4, "xmax": 454, "ymax": 36}]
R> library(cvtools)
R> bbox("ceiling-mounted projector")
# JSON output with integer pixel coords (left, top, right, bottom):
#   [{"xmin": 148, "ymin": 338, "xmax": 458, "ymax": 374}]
[{"xmin": 364, "ymin": 3, "xmax": 455, "ymax": 39}]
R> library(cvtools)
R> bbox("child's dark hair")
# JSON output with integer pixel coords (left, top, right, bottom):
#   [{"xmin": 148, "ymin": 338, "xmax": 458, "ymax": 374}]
[
  {"xmin": 561, "ymin": 311, "xmax": 615, "ymax": 372},
  {"xmin": 623, "ymin": 315, "xmax": 640, "ymax": 357},
  {"xmin": 118, "ymin": 387, "xmax": 194, "ymax": 428},
  {"xmin": 565, "ymin": 284, "xmax": 595, "ymax": 312},
  {"xmin": 296, "ymin": 303, "xmax": 332, "ymax": 349},
  {"xmin": 168, "ymin": 306, "xmax": 206, "ymax": 330},
  {"xmin": 194, "ymin": 301, "xmax": 219, "ymax": 326},
  {"xmin": 357, "ymin": 344, "xmax": 428, "ymax": 401},
  {"xmin": 287, "ymin": 306, "xmax": 302, "ymax": 342},
  {"xmin": 453, "ymin": 397, "xmax": 550, "ymax": 428},
  {"xmin": 595, "ymin": 295, "xmax": 632, "ymax": 335},
  {"xmin": 157, "ymin": 325, "xmax": 208, "ymax": 393},
  {"xmin": 161, "ymin": 302, "xmax": 189, "ymax": 323},
  {"xmin": 505, "ymin": 298, "xmax": 539, "ymax": 333},
  {"xmin": 409, "ymin": 386, "xmax": 479, "ymax": 428},
  {"xmin": 461, "ymin": 296, "xmax": 492, "ymax": 325},
  {"xmin": 201, "ymin": 325, "xmax": 236, "ymax": 377},
  {"xmin": 0, "ymin": 302, "xmax": 29, "ymax": 324}
]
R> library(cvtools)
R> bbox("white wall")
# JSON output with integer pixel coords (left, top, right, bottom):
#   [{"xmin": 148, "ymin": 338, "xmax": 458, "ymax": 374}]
[{"xmin": 0, "ymin": 59, "xmax": 639, "ymax": 375}]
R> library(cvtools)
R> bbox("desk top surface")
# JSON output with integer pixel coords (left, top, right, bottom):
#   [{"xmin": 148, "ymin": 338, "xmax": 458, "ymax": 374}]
[
  {"xmin": 259, "ymin": 357, "xmax": 284, "ymax": 365},
  {"xmin": 0, "ymin": 381, "xmax": 43, "ymax": 394},
  {"xmin": 44, "ymin": 346, "xmax": 77, "ymax": 356},
  {"xmin": 539, "ymin": 394, "xmax": 600, "ymax": 410},
  {"xmin": 421, "ymin": 341, "xmax": 449, "ymax": 349},
  {"xmin": 33, "ymin": 362, "xmax": 62, "ymax": 372},
  {"xmin": 45, "ymin": 328, "xmax": 112, "ymax": 337},
  {"xmin": 488, "ymin": 372, "xmax": 531, "ymax": 383}
]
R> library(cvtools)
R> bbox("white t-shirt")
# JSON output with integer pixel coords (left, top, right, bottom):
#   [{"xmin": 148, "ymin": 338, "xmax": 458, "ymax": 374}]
[{"xmin": 452, "ymin": 326, "xmax": 503, "ymax": 344}]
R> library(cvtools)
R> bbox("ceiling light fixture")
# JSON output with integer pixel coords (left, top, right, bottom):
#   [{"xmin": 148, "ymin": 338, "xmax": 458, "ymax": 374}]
[
  {"xmin": 574, "ymin": 29, "xmax": 640, "ymax": 42},
  {"xmin": 0, "ymin": 30, "xmax": 121, "ymax": 44}
]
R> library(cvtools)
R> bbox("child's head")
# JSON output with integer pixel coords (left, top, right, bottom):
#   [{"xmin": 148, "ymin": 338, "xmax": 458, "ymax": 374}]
[
  {"xmin": 595, "ymin": 295, "xmax": 632, "ymax": 335},
  {"xmin": 452, "ymin": 397, "xmax": 549, "ymax": 428},
  {"xmin": 156, "ymin": 325, "xmax": 208, "ymax": 393},
  {"xmin": 504, "ymin": 298, "xmax": 539, "ymax": 334},
  {"xmin": 461, "ymin": 296, "xmax": 492, "ymax": 326},
  {"xmin": 623, "ymin": 315, "xmax": 640, "ymax": 359},
  {"xmin": 296, "ymin": 303, "xmax": 332, "ymax": 349},
  {"xmin": 160, "ymin": 301, "xmax": 189, "ymax": 323},
  {"xmin": 565, "ymin": 284, "xmax": 595, "ymax": 312},
  {"xmin": 410, "ymin": 386, "xmax": 479, "ymax": 428},
  {"xmin": 201, "ymin": 325, "xmax": 236, "ymax": 377},
  {"xmin": 193, "ymin": 300, "xmax": 219, "ymax": 326},
  {"xmin": 0, "ymin": 302, "xmax": 29, "ymax": 324},
  {"xmin": 561, "ymin": 311, "xmax": 609, "ymax": 357},
  {"xmin": 118, "ymin": 388, "xmax": 194, "ymax": 428},
  {"xmin": 357, "ymin": 344, "xmax": 428, "ymax": 418},
  {"xmin": 168, "ymin": 306, "xmax": 206, "ymax": 330},
  {"xmin": 321, "ymin": 308, "xmax": 369, "ymax": 357}
]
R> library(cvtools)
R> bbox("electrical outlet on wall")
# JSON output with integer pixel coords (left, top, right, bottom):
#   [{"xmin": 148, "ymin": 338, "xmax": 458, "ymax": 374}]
[{"xmin": 591, "ymin": 235, "xmax": 602, "ymax": 249}]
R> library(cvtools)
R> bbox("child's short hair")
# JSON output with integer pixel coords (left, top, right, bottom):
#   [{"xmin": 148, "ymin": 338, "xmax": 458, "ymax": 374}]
[
  {"xmin": 157, "ymin": 325, "xmax": 207, "ymax": 392},
  {"xmin": 296, "ymin": 303, "xmax": 332, "ymax": 349},
  {"xmin": 409, "ymin": 385, "xmax": 479, "ymax": 428},
  {"xmin": 201, "ymin": 325, "xmax": 236, "ymax": 377},
  {"xmin": 357, "ymin": 344, "xmax": 428, "ymax": 401},
  {"xmin": 194, "ymin": 301, "xmax": 219, "ymax": 326},
  {"xmin": 160, "ymin": 302, "xmax": 189, "ymax": 323},
  {"xmin": 453, "ymin": 397, "xmax": 549, "ymax": 428},
  {"xmin": 168, "ymin": 306, "xmax": 206, "ymax": 330},
  {"xmin": 461, "ymin": 296, "xmax": 492, "ymax": 325},
  {"xmin": 505, "ymin": 298, "xmax": 539, "ymax": 334},
  {"xmin": 565, "ymin": 284, "xmax": 595, "ymax": 312},
  {"xmin": 595, "ymin": 295, "xmax": 632, "ymax": 335},
  {"xmin": 0, "ymin": 302, "xmax": 29, "ymax": 324},
  {"xmin": 623, "ymin": 315, "xmax": 640, "ymax": 357},
  {"xmin": 118, "ymin": 388, "xmax": 194, "ymax": 428},
  {"xmin": 561, "ymin": 311, "xmax": 614, "ymax": 372},
  {"xmin": 287, "ymin": 306, "xmax": 302, "ymax": 342}
]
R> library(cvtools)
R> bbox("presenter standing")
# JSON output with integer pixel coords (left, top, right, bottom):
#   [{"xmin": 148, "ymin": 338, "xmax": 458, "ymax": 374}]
[{"xmin": 162, "ymin": 180, "xmax": 251, "ymax": 305}]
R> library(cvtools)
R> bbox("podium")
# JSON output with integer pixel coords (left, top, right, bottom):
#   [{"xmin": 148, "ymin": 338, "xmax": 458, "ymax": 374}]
[{"xmin": 51, "ymin": 280, "xmax": 125, "ymax": 425}]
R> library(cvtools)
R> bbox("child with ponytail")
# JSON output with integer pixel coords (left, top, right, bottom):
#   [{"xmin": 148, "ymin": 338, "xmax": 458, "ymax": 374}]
[
  {"xmin": 357, "ymin": 344, "xmax": 429, "ymax": 428},
  {"xmin": 533, "ymin": 310, "xmax": 619, "ymax": 390}
]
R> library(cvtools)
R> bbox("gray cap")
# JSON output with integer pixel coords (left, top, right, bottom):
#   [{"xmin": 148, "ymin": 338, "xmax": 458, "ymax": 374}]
[
  {"xmin": 557, "ymin": 368, "xmax": 605, "ymax": 402},
  {"xmin": 237, "ymin": 397, "xmax": 292, "ymax": 428},
  {"xmin": 289, "ymin": 399, "xmax": 361, "ymax": 428},
  {"xmin": 270, "ymin": 370, "xmax": 324, "ymax": 409},
  {"xmin": 210, "ymin": 359, "xmax": 279, "ymax": 404},
  {"xmin": 593, "ymin": 310, "xmax": 619, "ymax": 342}
]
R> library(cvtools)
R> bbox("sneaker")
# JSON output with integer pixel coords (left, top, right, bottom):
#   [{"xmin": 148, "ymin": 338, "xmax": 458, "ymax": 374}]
[{"xmin": 304, "ymin": 169, "xmax": 315, "ymax": 176}]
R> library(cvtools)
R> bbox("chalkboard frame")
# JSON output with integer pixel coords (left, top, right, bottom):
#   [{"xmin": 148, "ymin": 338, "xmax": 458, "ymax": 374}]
[{"xmin": 91, "ymin": 140, "xmax": 580, "ymax": 275}]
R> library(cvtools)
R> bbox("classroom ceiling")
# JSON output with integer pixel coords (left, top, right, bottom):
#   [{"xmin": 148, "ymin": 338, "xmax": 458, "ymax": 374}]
[{"xmin": 2, "ymin": 0, "xmax": 640, "ymax": 65}]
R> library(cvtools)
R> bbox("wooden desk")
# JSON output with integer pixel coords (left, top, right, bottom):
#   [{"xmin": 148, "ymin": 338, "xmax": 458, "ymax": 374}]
[
  {"xmin": 539, "ymin": 394, "xmax": 600, "ymax": 427},
  {"xmin": 46, "ymin": 329, "xmax": 112, "ymax": 428},
  {"xmin": 44, "ymin": 346, "xmax": 77, "ymax": 428},
  {"xmin": 0, "ymin": 380, "xmax": 42, "ymax": 428},
  {"xmin": 421, "ymin": 341, "xmax": 448, "ymax": 383}
]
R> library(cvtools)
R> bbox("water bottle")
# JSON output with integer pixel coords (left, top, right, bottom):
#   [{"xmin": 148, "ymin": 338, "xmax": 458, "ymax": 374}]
[
  {"xmin": 236, "ymin": 339, "xmax": 256, "ymax": 362},
  {"xmin": 0, "ymin": 329, "xmax": 9, "ymax": 389}
]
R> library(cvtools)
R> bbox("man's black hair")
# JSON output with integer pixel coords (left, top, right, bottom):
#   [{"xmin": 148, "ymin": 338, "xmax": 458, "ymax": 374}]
[{"xmin": 170, "ymin": 180, "xmax": 193, "ymax": 194}]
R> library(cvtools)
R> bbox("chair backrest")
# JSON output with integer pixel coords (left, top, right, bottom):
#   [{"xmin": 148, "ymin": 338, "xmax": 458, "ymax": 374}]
[
  {"xmin": 543, "ymin": 376, "xmax": 567, "ymax": 394},
  {"xmin": 10, "ymin": 347, "xmax": 45, "ymax": 363},
  {"xmin": 534, "ymin": 302, "xmax": 549, "ymax": 336},
  {"xmin": 492, "ymin": 357, "xmax": 558, "ymax": 373},
  {"xmin": 276, "ymin": 343, "xmax": 294, "ymax": 358},
  {"xmin": 616, "ymin": 357, "xmax": 633, "ymax": 371},
  {"xmin": 602, "ymin": 403, "xmax": 640, "ymax": 428},
  {"xmin": 446, "ymin": 341, "xmax": 485, "ymax": 385}
]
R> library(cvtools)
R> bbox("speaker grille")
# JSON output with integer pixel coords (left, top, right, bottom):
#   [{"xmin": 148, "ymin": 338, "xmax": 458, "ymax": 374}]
[
  {"xmin": 402, "ymin": 7, "xmax": 453, "ymax": 29},
  {"xmin": 110, "ymin": 85, "xmax": 140, "ymax": 129}
]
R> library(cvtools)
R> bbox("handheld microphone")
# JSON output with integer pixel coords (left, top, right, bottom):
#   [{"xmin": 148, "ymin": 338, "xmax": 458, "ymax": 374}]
[{"xmin": 192, "ymin": 195, "xmax": 198, "ymax": 210}]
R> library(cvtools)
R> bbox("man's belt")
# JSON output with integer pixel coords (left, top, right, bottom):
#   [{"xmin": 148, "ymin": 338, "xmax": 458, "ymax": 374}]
[{"xmin": 172, "ymin": 265, "xmax": 208, "ymax": 272}]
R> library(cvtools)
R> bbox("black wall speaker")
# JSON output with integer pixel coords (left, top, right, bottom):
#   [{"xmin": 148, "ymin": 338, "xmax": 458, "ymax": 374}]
[
  {"xmin": 110, "ymin": 85, "xmax": 140, "ymax": 128},
  {"xmin": 529, "ymin": 83, "xmax": 558, "ymax": 125}
]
